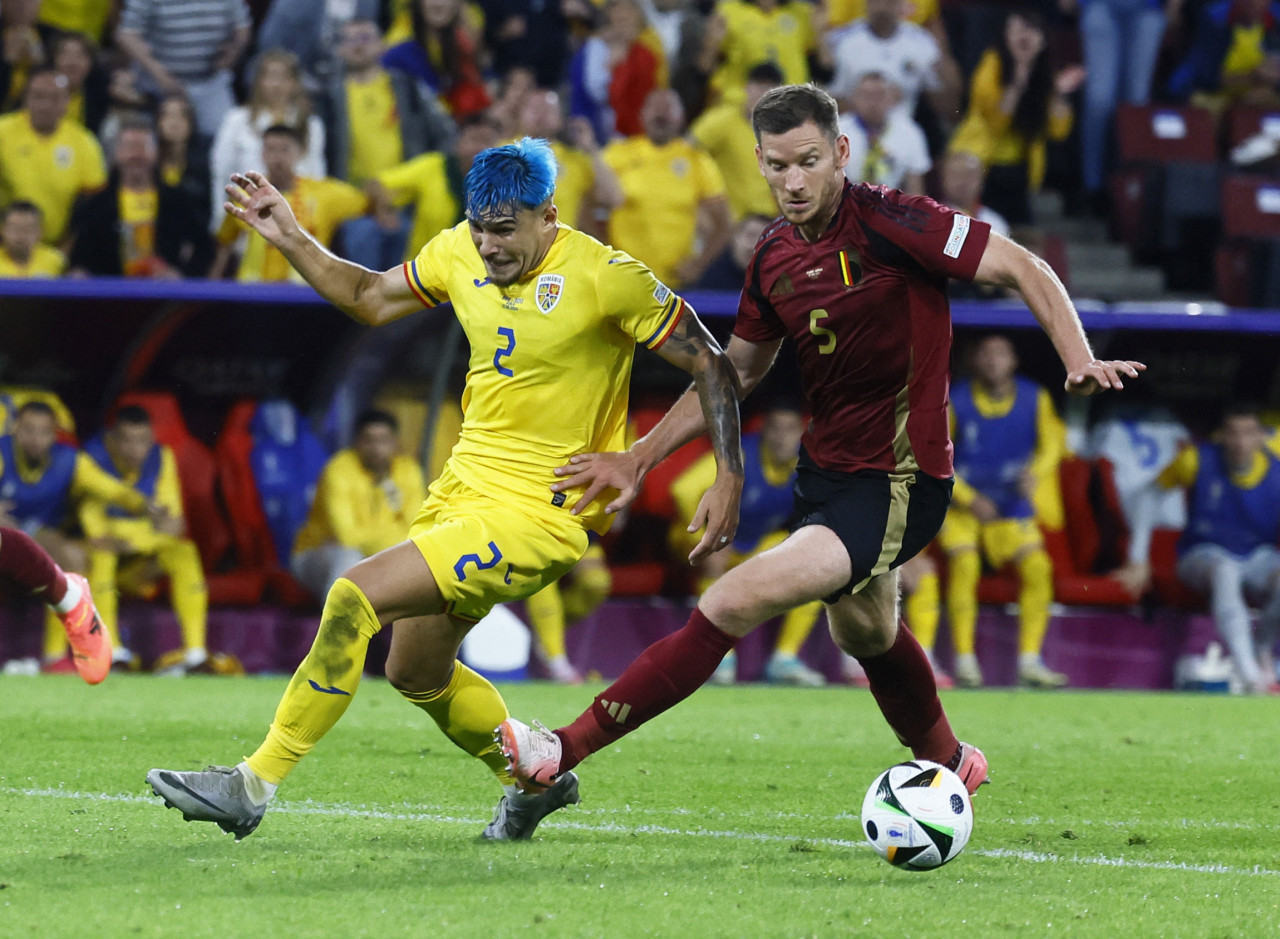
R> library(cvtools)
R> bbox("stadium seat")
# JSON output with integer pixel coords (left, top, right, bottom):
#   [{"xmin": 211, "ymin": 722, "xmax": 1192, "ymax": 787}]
[
  {"xmin": 1224, "ymin": 106, "xmax": 1280, "ymax": 151},
  {"xmin": 1213, "ymin": 177, "xmax": 1280, "ymax": 305},
  {"xmin": 1114, "ymin": 105, "xmax": 1217, "ymax": 164},
  {"xmin": 215, "ymin": 399, "xmax": 328, "ymax": 607},
  {"xmin": 1221, "ymin": 175, "xmax": 1280, "ymax": 240}
]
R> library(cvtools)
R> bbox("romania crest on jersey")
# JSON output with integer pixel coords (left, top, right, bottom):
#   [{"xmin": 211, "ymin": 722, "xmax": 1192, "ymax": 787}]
[{"xmin": 535, "ymin": 274, "xmax": 564, "ymax": 313}]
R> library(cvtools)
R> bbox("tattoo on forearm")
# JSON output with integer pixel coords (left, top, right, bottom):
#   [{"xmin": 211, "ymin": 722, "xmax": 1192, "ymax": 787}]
[
  {"xmin": 699, "ymin": 352, "xmax": 743, "ymax": 476},
  {"xmin": 352, "ymin": 270, "xmax": 378, "ymax": 306}
]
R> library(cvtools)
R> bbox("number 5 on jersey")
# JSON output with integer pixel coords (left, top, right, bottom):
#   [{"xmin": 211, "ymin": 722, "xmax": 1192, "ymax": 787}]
[
  {"xmin": 494, "ymin": 326, "xmax": 516, "ymax": 376},
  {"xmin": 809, "ymin": 309, "xmax": 837, "ymax": 354}
]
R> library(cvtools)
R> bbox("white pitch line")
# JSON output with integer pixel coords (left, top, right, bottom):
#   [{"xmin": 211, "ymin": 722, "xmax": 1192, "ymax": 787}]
[{"xmin": 7, "ymin": 786, "xmax": 1280, "ymax": 879}]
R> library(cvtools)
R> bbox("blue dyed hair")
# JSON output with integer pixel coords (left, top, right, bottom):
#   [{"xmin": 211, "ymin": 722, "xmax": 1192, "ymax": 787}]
[{"xmin": 464, "ymin": 137, "xmax": 558, "ymax": 221}]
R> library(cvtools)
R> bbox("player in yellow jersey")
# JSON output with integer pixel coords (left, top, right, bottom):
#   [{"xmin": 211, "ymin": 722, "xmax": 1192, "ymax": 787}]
[{"xmin": 147, "ymin": 137, "xmax": 744, "ymax": 842}]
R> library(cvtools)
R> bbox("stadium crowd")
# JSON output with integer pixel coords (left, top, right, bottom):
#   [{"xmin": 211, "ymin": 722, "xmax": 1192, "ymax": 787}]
[{"xmin": 1, "ymin": 0, "xmax": 1279, "ymax": 693}]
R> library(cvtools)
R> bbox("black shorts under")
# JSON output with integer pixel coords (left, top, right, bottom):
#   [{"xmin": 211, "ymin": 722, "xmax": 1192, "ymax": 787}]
[{"xmin": 790, "ymin": 448, "xmax": 954, "ymax": 603}]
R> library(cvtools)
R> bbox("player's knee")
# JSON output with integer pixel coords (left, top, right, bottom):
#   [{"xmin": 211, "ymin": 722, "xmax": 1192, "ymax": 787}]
[
  {"xmin": 386, "ymin": 658, "xmax": 453, "ymax": 696},
  {"xmin": 830, "ymin": 613, "xmax": 896, "ymax": 657},
  {"xmin": 1019, "ymin": 549, "xmax": 1052, "ymax": 581}
]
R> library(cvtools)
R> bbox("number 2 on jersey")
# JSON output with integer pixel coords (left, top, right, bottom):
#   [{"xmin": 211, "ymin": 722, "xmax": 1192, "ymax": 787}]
[
  {"xmin": 809, "ymin": 309, "xmax": 837, "ymax": 354},
  {"xmin": 494, "ymin": 327, "xmax": 516, "ymax": 376}
]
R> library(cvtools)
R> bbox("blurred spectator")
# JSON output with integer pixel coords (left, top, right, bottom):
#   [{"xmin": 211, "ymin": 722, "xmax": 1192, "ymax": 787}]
[
  {"xmin": 96, "ymin": 65, "xmax": 156, "ymax": 153},
  {"xmin": 0, "ymin": 69, "xmax": 107, "ymax": 246},
  {"xmin": 1077, "ymin": 0, "xmax": 1169, "ymax": 212},
  {"xmin": 81, "ymin": 405, "xmax": 211, "ymax": 674},
  {"xmin": 709, "ymin": 0, "xmax": 814, "ymax": 102},
  {"xmin": 38, "ymin": 0, "xmax": 114, "ymax": 44},
  {"xmin": 938, "ymin": 150, "xmax": 1009, "ymax": 300},
  {"xmin": 382, "ymin": 0, "xmax": 493, "ymax": 118},
  {"xmin": 477, "ymin": 0, "xmax": 573, "ymax": 88},
  {"xmin": 50, "ymin": 32, "xmax": 108, "ymax": 135},
  {"xmin": 948, "ymin": 11, "xmax": 1083, "ymax": 225},
  {"xmin": 213, "ymin": 124, "xmax": 366, "ymax": 282},
  {"xmin": 826, "ymin": 0, "xmax": 960, "ymax": 123},
  {"xmin": 116, "ymin": 0, "xmax": 251, "ymax": 140},
  {"xmin": 668, "ymin": 1, "xmax": 722, "ymax": 119},
  {"xmin": 155, "ymin": 93, "xmax": 212, "ymax": 230},
  {"xmin": 355, "ymin": 113, "xmax": 500, "ymax": 270},
  {"xmin": 0, "ymin": 0, "xmax": 50, "ymax": 111},
  {"xmin": 838, "ymin": 71, "xmax": 931, "ymax": 193},
  {"xmin": 488, "ymin": 66, "xmax": 537, "ymax": 141},
  {"xmin": 525, "ymin": 544, "xmax": 613, "ymax": 684},
  {"xmin": 570, "ymin": 0, "xmax": 665, "ymax": 140},
  {"xmin": 1168, "ymin": 0, "xmax": 1280, "ymax": 109},
  {"xmin": 1122, "ymin": 404, "xmax": 1280, "ymax": 694},
  {"xmin": 210, "ymin": 48, "xmax": 327, "ymax": 229},
  {"xmin": 690, "ymin": 61, "xmax": 782, "ymax": 220},
  {"xmin": 673, "ymin": 402, "xmax": 827, "ymax": 687},
  {"xmin": 0, "ymin": 202, "xmax": 65, "ymax": 278},
  {"xmin": 603, "ymin": 89, "xmax": 730, "ymax": 287},
  {"xmin": 319, "ymin": 18, "xmax": 456, "ymax": 187},
  {"xmin": 291, "ymin": 409, "xmax": 425, "ymax": 601},
  {"xmin": 513, "ymin": 89, "xmax": 623, "ymax": 235},
  {"xmin": 939, "ymin": 334, "xmax": 1068, "ymax": 689},
  {"xmin": 640, "ymin": 0, "xmax": 701, "ymax": 63},
  {"xmin": 68, "ymin": 120, "xmax": 214, "ymax": 278},
  {"xmin": 255, "ymin": 0, "xmax": 381, "ymax": 90},
  {"xmin": 692, "ymin": 213, "xmax": 770, "ymax": 290},
  {"xmin": 937, "ymin": 149, "xmax": 1011, "ymax": 237},
  {"xmin": 0, "ymin": 400, "xmax": 149, "ymax": 672}
]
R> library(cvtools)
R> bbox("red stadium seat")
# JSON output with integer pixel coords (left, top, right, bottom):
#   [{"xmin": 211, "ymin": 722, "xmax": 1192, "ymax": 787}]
[
  {"xmin": 1224, "ymin": 106, "xmax": 1280, "ymax": 150},
  {"xmin": 1114, "ymin": 105, "xmax": 1217, "ymax": 164},
  {"xmin": 1221, "ymin": 175, "xmax": 1280, "ymax": 240}
]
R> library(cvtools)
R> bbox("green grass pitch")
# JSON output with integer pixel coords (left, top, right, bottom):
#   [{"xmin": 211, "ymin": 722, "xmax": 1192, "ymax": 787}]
[{"xmin": 2, "ymin": 675, "xmax": 1277, "ymax": 937}]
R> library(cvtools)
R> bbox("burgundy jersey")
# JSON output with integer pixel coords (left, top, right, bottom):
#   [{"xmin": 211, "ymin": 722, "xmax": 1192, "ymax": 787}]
[{"xmin": 734, "ymin": 182, "xmax": 991, "ymax": 478}]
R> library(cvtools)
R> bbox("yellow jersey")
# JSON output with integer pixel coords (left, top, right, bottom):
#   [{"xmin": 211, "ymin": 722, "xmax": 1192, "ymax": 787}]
[
  {"xmin": 0, "ymin": 244, "xmax": 65, "ymax": 278},
  {"xmin": 689, "ymin": 99, "xmax": 776, "ymax": 220},
  {"xmin": 346, "ymin": 72, "xmax": 404, "ymax": 186},
  {"xmin": 712, "ymin": 0, "xmax": 813, "ymax": 98},
  {"xmin": 377, "ymin": 152, "xmax": 464, "ymax": 262},
  {"xmin": 0, "ymin": 112, "xmax": 107, "ymax": 244},
  {"xmin": 602, "ymin": 135, "xmax": 726, "ymax": 286},
  {"xmin": 39, "ymin": 0, "xmax": 113, "ymax": 41},
  {"xmin": 293, "ymin": 450, "xmax": 426, "ymax": 556},
  {"xmin": 827, "ymin": 0, "xmax": 939, "ymax": 28},
  {"xmin": 79, "ymin": 443, "xmax": 184, "ymax": 555},
  {"xmin": 220, "ymin": 175, "xmax": 367, "ymax": 282},
  {"xmin": 403, "ymin": 222, "xmax": 687, "ymax": 534}
]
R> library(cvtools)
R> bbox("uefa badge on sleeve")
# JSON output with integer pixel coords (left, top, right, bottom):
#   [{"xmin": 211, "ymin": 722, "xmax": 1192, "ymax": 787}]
[{"xmin": 535, "ymin": 274, "xmax": 565, "ymax": 314}]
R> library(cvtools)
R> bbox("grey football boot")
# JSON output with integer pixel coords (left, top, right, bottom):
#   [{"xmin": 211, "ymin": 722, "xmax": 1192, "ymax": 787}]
[
  {"xmin": 482, "ymin": 771, "xmax": 581, "ymax": 841},
  {"xmin": 147, "ymin": 765, "xmax": 266, "ymax": 840}
]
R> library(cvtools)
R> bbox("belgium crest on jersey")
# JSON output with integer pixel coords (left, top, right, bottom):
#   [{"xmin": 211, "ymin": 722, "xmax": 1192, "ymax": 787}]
[{"xmin": 535, "ymin": 273, "xmax": 565, "ymax": 313}]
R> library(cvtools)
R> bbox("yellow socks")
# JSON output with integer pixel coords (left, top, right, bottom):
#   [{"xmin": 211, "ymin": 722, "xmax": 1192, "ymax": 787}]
[
  {"xmin": 246, "ymin": 577, "xmax": 381, "ymax": 784},
  {"xmin": 904, "ymin": 568, "xmax": 941, "ymax": 650},
  {"xmin": 398, "ymin": 661, "xmax": 514, "ymax": 786},
  {"xmin": 775, "ymin": 601, "xmax": 822, "ymax": 658},
  {"xmin": 946, "ymin": 549, "xmax": 981, "ymax": 656},
  {"xmin": 161, "ymin": 538, "xmax": 208, "ymax": 653},
  {"xmin": 525, "ymin": 581, "xmax": 567, "ymax": 660},
  {"xmin": 1017, "ymin": 548, "xmax": 1053, "ymax": 656}
]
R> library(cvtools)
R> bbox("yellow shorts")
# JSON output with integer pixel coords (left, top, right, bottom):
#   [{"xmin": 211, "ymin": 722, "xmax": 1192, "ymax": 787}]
[
  {"xmin": 409, "ymin": 468, "xmax": 589, "ymax": 623},
  {"xmin": 937, "ymin": 510, "xmax": 1043, "ymax": 569}
]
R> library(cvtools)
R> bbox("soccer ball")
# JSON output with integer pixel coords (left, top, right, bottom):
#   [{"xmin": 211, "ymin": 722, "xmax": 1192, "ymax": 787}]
[{"xmin": 861, "ymin": 760, "xmax": 973, "ymax": 870}]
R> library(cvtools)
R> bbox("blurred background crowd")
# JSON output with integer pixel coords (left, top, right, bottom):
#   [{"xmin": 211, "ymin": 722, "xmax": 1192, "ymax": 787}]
[{"xmin": 4, "ymin": 0, "xmax": 1280, "ymax": 297}]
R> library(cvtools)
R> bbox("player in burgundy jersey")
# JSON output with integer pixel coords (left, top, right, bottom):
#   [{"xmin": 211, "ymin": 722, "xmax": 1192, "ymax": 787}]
[{"xmin": 497, "ymin": 85, "xmax": 1144, "ymax": 801}]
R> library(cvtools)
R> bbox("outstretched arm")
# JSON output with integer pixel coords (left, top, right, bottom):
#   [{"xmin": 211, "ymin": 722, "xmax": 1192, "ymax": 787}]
[
  {"xmin": 223, "ymin": 171, "xmax": 422, "ymax": 326},
  {"xmin": 554, "ymin": 330, "xmax": 781, "ymax": 560},
  {"xmin": 973, "ymin": 232, "xmax": 1145, "ymax": 395}
]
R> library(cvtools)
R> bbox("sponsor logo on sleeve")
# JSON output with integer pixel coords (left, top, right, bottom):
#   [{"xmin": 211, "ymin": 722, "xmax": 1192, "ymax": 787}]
[{"xmin": 943, "ymin": 214, "xmax": 971, "ymax": 259}]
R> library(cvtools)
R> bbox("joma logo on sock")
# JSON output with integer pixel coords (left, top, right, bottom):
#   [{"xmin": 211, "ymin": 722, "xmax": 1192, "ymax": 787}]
[{"xmin": 599, "ymin": 699, "xmax": 631, "ymax": 723}]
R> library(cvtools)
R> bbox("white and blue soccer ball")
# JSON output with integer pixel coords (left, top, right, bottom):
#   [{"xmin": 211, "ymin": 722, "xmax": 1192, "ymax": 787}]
[{"xmin": 861, "ymin": 760, "xmax": 973, "ymax": 870}]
